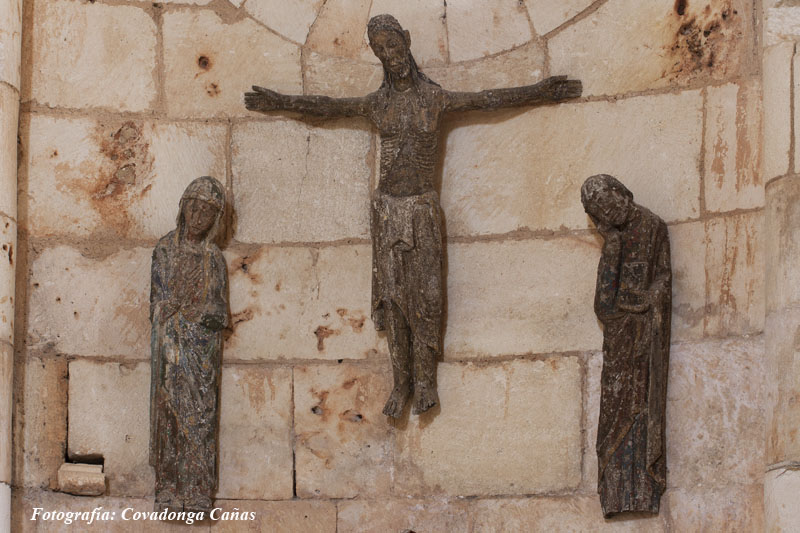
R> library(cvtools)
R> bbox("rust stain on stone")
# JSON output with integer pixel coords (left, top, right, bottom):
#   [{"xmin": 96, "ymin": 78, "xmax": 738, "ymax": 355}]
[
  {"xmin": 304, "ymin": 441, "xmax": 333, "ymax": 468},
  {"xmin": 336, "ymin": 308, "xmax": 366, "ymax": 332},
  {"xmin": 715, "ymin": 218, "xmax": 740, "ymax": 325},
  {"xmin": 206, "ymin": 83, "xmax": 221, "ymax": 97},
  {"xmin": 62, "ymin": 121, "xmax": 157, "ymax": 236},
  {"xmin": 339, "ymin": 409, "xmax": 364, "ymax": 423},
  {"xmin": 665, "ymin": 0, "xmax": 741, "ymax": 83},
  {"xmin": 710, "ymin": 127, "xmax": 727, "ymax": 188},
  {"xmin": 314, "ymin": 325, "xmax": 338, "ymax": 351},
  {"xmin": 230, "ymin": 252, "xmax": 264, "ymax": 284},
  {"xmin": 241, "ymin": 372, "xmax": 267, "ymax": 409},
  {"xmin": 230, "ymin": 308, "xmax": 254, "ymax": 330},
  {"xmin": 734, "ymin": 85, "xmax": 761, "ymax": 193},
  {"xmin": 310, "ymin": 388, "xmax": 330, "ymax": 421}
]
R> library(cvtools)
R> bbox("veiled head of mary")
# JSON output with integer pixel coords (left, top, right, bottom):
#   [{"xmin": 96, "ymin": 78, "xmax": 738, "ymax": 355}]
[{"xmin": 176, "ymin": 176, "xmax": 225, "ymax": 245}]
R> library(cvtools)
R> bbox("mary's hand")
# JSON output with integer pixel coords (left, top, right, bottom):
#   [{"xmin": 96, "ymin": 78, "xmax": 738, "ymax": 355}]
[
  {"xmin": 200, "ymin": 312, "xmax": 226, "ymax": 331},
  {"xmin": 244, "ymin": 86, "xmax": 285, "ymax": 112}
]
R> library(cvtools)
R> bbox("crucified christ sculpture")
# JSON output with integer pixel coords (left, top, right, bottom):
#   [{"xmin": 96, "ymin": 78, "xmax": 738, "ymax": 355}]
[{"xmin": 245, "ymin": 14, "xmax": 582, "ymax": 418}]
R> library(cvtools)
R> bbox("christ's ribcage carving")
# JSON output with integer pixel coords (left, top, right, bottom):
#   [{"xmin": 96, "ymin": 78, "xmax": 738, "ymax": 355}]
[{"xmin": 379, "ymin": 129, "xmax": 439, "ymax": 195}]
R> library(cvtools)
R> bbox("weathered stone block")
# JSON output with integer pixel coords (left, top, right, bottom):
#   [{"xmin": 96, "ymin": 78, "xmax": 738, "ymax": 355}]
[
  {"xmin": 705, "ymin": 82, "xmax": 764, "ymax": 213},
  {"xmin": 525, "ymin": 0, "xmax": 594, "ymax": 36},
  {"xmin": 225, "ymin": 244, "xmax": 385, "ymax": 361},
  {"xmin": 294, "ymin": 364, "xmax": 392, "ymax": 498},
  {"xmin": 244, "ymin": 0, "xmax": 323, "ymax": 44},
  {"xmin": 0, "ymin": 344, "xmax": 10, "ymax": 484},
  {"xmin": 396, "ymin": 358, "xmax": 581, "ymax": 496},
  {"xmin": 367, "ymin": 0, "xmax": 447, "ymax": 65},
  {"xmin": 17, "ymin": 356, "xmax": 67, "ymax": 490},
  {"xmin": 549, "ymin": 0, "xmax": 750, "ymax": 97},
  {"xmin": 0, "ymin": 216, "xmax": 14, "ymax": 346},
  {"xmin": 765, "ymin": 6, "xmax": 800, "ymax": 46},
  {"xmin": 303, "ymin": 53, "xmax": 382, "ymax": 98},
  {"xmin": 28, "ymin": 1, "xmax": 156, "ymax": 111},
  {"xmin": 427, "ymin": 41, "xmax": 545, "ymax": 92},
  {"xmin": 444, "ymin": 239, "xmax": 601, "ymax": 358},
  {"xmin": 0, "ymin": 84, "xmax": 18, "ymax": 219},
  {"xmin": 766, "ymin": 468, "xmax": 800, "ymax": 532},
  {"xmin": 217, "ymin": 366, "xmax": 293, "ymax": 500},
  {"xmin": 440, "ymin": 91, "xmax": 702, "ymax": 237},
  {"xmin": 0, "ymin": 483, "xmax": 8, "ymax": 532},
  {"xmin": 305, "ymin": 0, "xmax": 372, "ymax": 60},
  {"xmin": 0, "ymin": 0, "xmax": 21, "ymax": 89},
  {"xmin": 67, "ymin": 361, "xmax": 294, "ymax": 500},
  {"xmin": 705, "ymin": 212, "xmax": 764, "ymax": 337},
  {"xmin": 23, "ymin": 115, "xmax": 227, "ymax": 240},
  {"xmin": 763, "ymin": 43, "xmax": 794, "ymax": 180},
  {"xmin": 445, "ymin": 0, "xmax": 532, "ymax": 63},
  {"xmin": 582, "ymin": 351, "xmax": 602, "ymax": 491},
  {"xmin": 231, "ymin": 118, "xmax": 371, "ymax": 244},
  {"xmin": 793, "ymin": 52, "xmax": 800, "ymax": 172},
  {"xmin": 57, "ymin": 464, "xmax": 105, "ymax": 496},
  {"xmin": 28, "ymin": 246, "xmax": 150, "ymax": 358},
  {"xmin": 67, "ymin": 360, "xmax": 152, "ymax": 497},
  {"xmin": 670, "ymin": 221, "xmax": 706, "ymax": 342},
  {"xmin": 336, "ymin": 499, "xmax": 470, "ymax": 533},
  {"xmin": 666, "ymin": 485, "xmax": 764, "ymax": 532},
  {"xmin": 212, "ymin": 500, "xmax": 336, "ymax": 532},
  {"xmin": 765, "ymin": 307, "xmax": 800, "ymax": 463},
  {"xmin": 765, "ymin": 176, "xmax": 800, "ymax": 314},
  {"xmin": 667, "ymin": 337, "xmax": 765, "ymax": 489},
  {"xmin": 163, "ymin": 10, "xmax": 301, "ymax": 118},
  {"xmin": 470, "ymin": 496, "xmax": 666, "ymax": 532}
]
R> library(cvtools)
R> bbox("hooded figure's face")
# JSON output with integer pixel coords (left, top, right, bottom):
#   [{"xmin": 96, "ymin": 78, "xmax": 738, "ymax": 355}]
[
  {"xmin": 584, "ymin": 186, "xmax": 632, "ymax": 228},
  {"xmin": 183, "ymin": 198, "xmax": 219, "ymax": 242},
  {"xmin": 369, "ymin": 29, "xmax": 412, "ymax": 81}
]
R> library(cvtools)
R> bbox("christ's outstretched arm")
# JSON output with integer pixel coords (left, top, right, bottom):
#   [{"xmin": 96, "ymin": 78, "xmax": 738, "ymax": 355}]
[
  {"xmin": 443, "ymin": 75, "xmax": 581, "ymax": 113},
  {"xmin": 244, "ymin": 86, "xmax": 372, "ymax": 119}
]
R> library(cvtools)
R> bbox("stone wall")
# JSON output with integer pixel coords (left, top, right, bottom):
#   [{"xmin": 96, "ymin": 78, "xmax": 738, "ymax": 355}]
[
  {"xmin": 11, "ymin": 0, "xmax": 767, "ymax": 531},
  {"xmin": 0, "ymin": 0, "xmax": 21, "ymax": 530},
  {"xmin": 763, "ymin": 1, "xmax": 800, "ymax": 531}
]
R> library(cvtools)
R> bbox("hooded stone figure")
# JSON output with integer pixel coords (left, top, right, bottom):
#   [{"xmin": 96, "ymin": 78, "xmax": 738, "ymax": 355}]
[
  {"xmin": 581, "ymin": 174, "xmax": 671, "ymax": 517},
  {"xmin": 149, "ymin": 176, "xmax": 229, "ymax": 514}
]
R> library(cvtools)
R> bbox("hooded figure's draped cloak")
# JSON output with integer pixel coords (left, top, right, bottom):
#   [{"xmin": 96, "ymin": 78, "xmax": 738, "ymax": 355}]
[{"xmin": 594, "ymin": 205, "xmax": 671, "ymax": 517}]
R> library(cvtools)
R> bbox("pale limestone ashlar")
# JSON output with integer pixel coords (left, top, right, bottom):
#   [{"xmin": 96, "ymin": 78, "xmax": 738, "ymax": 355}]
[{"xmin": 58, "ymin": 463, "xmax": 105, "ymax": 496}]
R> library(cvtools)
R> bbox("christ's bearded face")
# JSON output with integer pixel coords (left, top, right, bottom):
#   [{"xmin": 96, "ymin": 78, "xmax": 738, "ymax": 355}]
[{"xmin": 369, "ymin": 29, "xmax": 411, "ymax": 81}]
